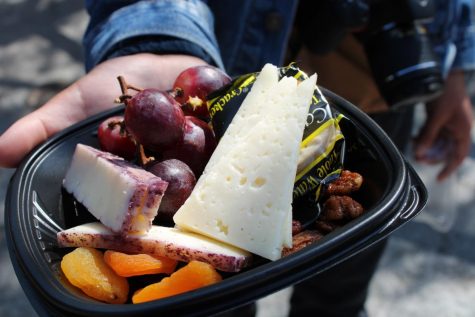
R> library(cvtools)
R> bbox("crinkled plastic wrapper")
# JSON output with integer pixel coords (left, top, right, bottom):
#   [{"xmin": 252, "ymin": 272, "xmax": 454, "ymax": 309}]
[{"xmin": 206, "ymin": 64, "xmax": 346, "ymax": 204}]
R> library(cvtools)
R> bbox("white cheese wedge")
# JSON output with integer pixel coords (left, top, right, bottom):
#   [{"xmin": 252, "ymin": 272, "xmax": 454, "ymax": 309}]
[
  {"xmin": 173, "ymin": 67, "xmax": 317, "ymax": 260},
  {"xmin": 57, "ymin": 222, "xmax": 251, "ymax": 272},
  {"xmin": 203, "ymin": 63, "xmax": 279, "ymax": 171},
  {"xmin": 203, "ymin": 64, "xmax": 292, "ymax": 248},
  {"xmin": 63, "ymin": 144, "xmax": 168, "ymax": 235}
]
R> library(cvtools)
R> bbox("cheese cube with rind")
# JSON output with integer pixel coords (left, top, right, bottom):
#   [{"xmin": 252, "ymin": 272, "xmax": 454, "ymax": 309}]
[
  {"xmin": 173, "ymin": 70, "xmax": 317, "ymax": 261},
  {"xmin": 57, "ymin": 222, "xmax": 251, "ymax": 272},
  {"xmin": 63, "ymin": 144, "xmax": 168, "ymax": 235}
]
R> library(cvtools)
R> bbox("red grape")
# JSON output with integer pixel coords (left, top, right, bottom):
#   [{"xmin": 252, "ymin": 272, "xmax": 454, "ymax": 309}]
[
  {"xmin": 124, "ymin": 89, "xmax": 185, "ymax": 152},
  {"xmin": 147, "ymin": 159, "xmax": 196, "ymax": 222},
  {"xmin": 97, "ymin": 116, "xmax": 136, "ymax": 160},
  {"xmin": 173, "ymin": 65, "xmax": 231, "ymax": 119},
  {"xmin": 162, "ymin": 116, "xmax": 217, "ymax": 177}
]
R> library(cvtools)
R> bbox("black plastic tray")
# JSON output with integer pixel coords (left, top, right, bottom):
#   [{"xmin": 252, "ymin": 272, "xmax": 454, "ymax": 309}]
[{"xmin": 5, "ymin": 88, "xmax": 427, "ymax": 316}]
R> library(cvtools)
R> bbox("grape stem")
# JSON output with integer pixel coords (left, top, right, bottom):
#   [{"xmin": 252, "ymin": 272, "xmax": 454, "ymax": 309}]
[
  {"xmin": 115, "ymin": 76, "xmax": 144, "ymax": 104},
  {"xmin": 138, "ymin": 144, "xmax": 155, "ymax": 166}
]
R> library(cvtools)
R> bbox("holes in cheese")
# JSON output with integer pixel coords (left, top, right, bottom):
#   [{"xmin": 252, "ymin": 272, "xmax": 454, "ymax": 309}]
[{"xmin": 173, "ymin": 64, "xmax": 317, "ymax": 260}]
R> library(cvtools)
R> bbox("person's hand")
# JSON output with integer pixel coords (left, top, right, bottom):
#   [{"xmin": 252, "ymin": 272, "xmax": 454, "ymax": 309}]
[
  {"xmin": 414, "ymin": 70, "xmax": 473, "ymax": 181},
  {"xmin": 0, "ymin": 53, "xmax": 208, "ymax": 168}
]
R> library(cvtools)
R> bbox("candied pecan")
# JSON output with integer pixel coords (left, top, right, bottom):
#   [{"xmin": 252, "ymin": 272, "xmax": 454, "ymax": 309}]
[
  {"xmin": 321, "ymin": 195, "xmax": 364, "ymax": 221},
  {"xmin": 282, "ymin": 230, "xmax": 323, "ymax": 257},
  {"xmin": 326, "ymin": 170, "xmax": 363, "ymax": 196},
  {"xmin": 292, "ymin": 220, "xmax": 303, "ymax": 236}
]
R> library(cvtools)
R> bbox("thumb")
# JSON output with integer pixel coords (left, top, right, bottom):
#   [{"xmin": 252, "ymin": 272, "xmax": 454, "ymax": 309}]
[
  {"xmin": 0, "ymin": 86, "xmax": 87, "ymax": 168},
  {"xmin": 0, "ymin": 113, "xmax": 50, "ymax": 168}
]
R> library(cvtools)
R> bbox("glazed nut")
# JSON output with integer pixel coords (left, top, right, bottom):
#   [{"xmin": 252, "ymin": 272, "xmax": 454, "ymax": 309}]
[
  {"xmin": 282, "ymin": 230, "xmax": 323, "ymax": 257},
  {"xmin": 326, "ymin": 170, "xmax": 363, "ymax": 196},
  {"xmin": 322, "ymin": 195, "xmax": 364, "ymax": 221}
]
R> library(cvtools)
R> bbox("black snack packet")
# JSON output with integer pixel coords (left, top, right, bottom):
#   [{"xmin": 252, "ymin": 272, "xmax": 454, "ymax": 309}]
[{"xmin": 207, "ymin": 64, "xmax": 345, "ymax": 203}]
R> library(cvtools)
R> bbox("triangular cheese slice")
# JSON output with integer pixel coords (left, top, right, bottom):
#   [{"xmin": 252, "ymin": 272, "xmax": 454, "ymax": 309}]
[
  {"xmin": 202, "ymin": 64, "xmax": 294, "ymax": 248},
  {"xmin": 174, "ymin": 65, "xmax": 316, "ymax": 260},
  {"xmin": 203, "ymin": 63, "xmax": 279, "ymax": 171}
]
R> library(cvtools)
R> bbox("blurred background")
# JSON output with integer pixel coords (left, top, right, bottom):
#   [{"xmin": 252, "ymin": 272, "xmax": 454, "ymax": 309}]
[{"xmin": 1, "ymin": 1, "xmax": 475, "ymax": 316}]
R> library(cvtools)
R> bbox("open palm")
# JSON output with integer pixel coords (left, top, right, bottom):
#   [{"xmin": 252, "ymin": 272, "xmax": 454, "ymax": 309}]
[{"xmin": 0, "ymin": 53, "xmax": 206, "ymax": 168}]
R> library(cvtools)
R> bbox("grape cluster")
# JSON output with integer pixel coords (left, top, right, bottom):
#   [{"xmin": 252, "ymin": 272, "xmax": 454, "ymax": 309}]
[{"xmin": 96, "ymin": 65, "xmax": 231, "ymax": 221}]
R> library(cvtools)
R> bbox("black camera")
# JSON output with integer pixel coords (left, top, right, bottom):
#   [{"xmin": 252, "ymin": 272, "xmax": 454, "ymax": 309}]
[{"xmin": 295, "ymin": 0, "xmax": 444, "ymax": 108}]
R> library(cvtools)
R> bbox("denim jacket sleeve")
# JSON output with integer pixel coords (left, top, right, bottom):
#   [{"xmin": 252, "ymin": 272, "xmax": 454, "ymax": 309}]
[
  {"xmin": 450, "ymin": 0, "xmax": 475, "ymax": 72},
  {"xmin": 83, "ymin": 0, "xmax": 224, "ymax": 72},
  {"xmin": 427, "ymin": 0, "xmax": 475, "ymax": 75}
]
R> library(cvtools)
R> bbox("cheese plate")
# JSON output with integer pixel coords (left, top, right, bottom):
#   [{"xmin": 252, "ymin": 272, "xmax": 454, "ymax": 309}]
[{"xmin": 5, "ymin": 88, "xmax": 427, "ymax": 317}]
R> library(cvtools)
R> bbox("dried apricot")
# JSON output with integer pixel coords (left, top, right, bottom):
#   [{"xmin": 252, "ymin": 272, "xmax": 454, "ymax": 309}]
[
  {"xmin": 61, "ymin": 247, "xmax": 129, "ymax": 304},
  {"xmin": 132, "ymin": 260, "xmax": 222, "ymax": 304},
  {"xmin": 104, "ymin": 250, "xmax": 178, "ymax": 277}
]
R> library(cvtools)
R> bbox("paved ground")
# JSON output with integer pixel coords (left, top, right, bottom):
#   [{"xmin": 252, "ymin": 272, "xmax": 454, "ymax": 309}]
[{"xmin": 1, "ymin": 2, "xmax": 475, "ymax": 317}]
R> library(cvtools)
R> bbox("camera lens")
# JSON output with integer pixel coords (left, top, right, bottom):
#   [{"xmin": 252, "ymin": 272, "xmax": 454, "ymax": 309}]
[{"xmin": 363, "ymin": 23, "xmax": 444, "ymax": 108}]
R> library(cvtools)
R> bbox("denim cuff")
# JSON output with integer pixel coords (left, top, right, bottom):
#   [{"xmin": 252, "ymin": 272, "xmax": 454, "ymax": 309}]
[
  {"xmin": 452, "ymin": 25, "xmax": 475, "ymax": 71},
  {"xmin": 83, "ymin": 0, "xmax": 224, "ymax": 72},
  {"xmin": 102, "ymin": 35, "xmax": 216, "ymax": 66}
]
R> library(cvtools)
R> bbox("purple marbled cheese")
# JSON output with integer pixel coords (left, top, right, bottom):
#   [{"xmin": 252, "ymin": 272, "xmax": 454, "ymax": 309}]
[
  {"xmin": 63, "ymin": 144, "xmax": 168, "ymax": 235},
  {"xmin": 57, "ymin": 222, "xmax": 252, "ymax": 272}
]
